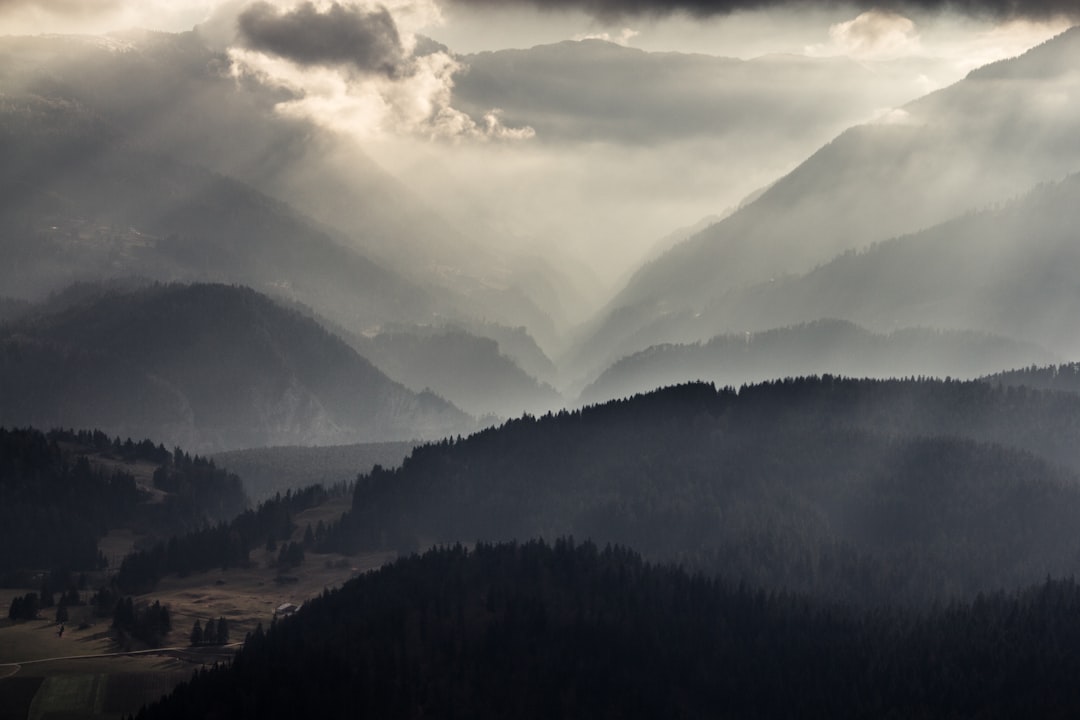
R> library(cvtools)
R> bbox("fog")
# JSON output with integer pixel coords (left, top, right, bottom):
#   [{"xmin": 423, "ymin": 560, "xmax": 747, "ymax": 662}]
[{"xmin": 2, "ymin": 0, "xmax": 1080, "ymax": 421}]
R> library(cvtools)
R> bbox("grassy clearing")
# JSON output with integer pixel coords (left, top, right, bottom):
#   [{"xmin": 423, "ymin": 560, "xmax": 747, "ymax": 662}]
[
  {"xmin": 0, "ymin": 497, "xmax": 391, "ymax": 718},
  {"xmin": 154, "ymin": 547, "xmax": 393, "ymax": 642}
]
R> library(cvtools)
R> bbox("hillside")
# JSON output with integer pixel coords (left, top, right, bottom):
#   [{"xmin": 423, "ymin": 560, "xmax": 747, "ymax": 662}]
[
  {"xmin": 580, "ymin": 319, "xmax": 1056, "ymax": 405},
  {"xmin": 679, "ymin": 172, "xmax": 1080, "ymax": 359},
  {"xmin": 0, "ymin": 30, "xmax": 571, "ymax": 347},
  {"xmin": 134, "ymin": 540, "xmax": 1080, "ymax": 720},
  {"xmin": 356, "ymin": 327, "xmax": 563, "ymax": 419},
  {"xmin": 0, "ymin": 93, "xmax": 443, "ymax": 335},
  {"xmin": 985, "ymin": 362, "xmax": 1080, "ymax": 394},
  {"xmin": 0, "ymin": 426, "xmax": 246, "ymax": 579},
  {"xmin": 572, "ymin": 27, "xmax": 1080, "ymax": 377},
  {"xmin": 0, "ymin": 283, "xmax": 474, "ymax": 451},
  {"xmin": 325, "ymin": 379, "xmax": 1080, "ymax": 605}
]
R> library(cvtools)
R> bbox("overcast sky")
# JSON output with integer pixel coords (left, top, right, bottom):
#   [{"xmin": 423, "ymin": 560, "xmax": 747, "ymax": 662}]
[{"xmin": 1, "ymin": 0, "xmax": 1074, "ymax": 303}]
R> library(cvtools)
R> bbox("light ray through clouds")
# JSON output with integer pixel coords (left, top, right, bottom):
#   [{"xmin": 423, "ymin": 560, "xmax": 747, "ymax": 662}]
[
  {"xmin": 0, "ymin": 0, "xmax": 1074, "ymax": 289},
  {"xmin": 223, "ymin": 0, "xmax": 535, "ymax": 140}
]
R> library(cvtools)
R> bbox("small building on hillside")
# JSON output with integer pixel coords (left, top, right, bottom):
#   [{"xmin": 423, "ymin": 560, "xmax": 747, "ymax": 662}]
[{"xmin": 275, "ymin": 602, "xmax": 299, "ymax": 617}]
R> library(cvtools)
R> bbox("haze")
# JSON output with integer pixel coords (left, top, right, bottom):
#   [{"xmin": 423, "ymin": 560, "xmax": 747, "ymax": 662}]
[{"xmin": 2, "ymin": 0, "xmax": 1080, "ymax": 438}]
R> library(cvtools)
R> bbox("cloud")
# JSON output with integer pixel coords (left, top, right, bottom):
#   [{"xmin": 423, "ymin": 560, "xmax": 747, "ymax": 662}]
[
  {"xmin": 229, "ymin": 1, "xmax": 534, "ymax": 140},
  {"xmin": 237, "ymin": 1, "xmax": 408, "ymax": 77},
  {"xmin": 573, "ymin": 27, "xmax": 640, "ymax": 44},
  {"xmin": 808, "ymin": 9, "xmax": 922, "ymax": 59},
  {"xmin": 440, "ymin": 0, "xmax": 1080, "ymax": 22},
  {"xmin": 0, "ymin": 0, "xmax": 121, "ymax": 13}
]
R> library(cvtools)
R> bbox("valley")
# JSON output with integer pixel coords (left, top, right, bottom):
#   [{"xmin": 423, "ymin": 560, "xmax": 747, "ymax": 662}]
[{"xmin": 4, "ymin": 5, "xmax": 1080, "ymax": 718}]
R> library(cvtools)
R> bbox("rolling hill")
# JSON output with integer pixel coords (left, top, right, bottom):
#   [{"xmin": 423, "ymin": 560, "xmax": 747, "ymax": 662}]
[
  {"xmin": 325, "ymin": 379, "xmax": 1080, "ymax": 605},
  {"xmin": 0, "ymin": 283, "xmax": 474, "ymax": 451},
  {"xmin": 580, "ymin": 319, "xmax": 1056, "ymax": 405}
]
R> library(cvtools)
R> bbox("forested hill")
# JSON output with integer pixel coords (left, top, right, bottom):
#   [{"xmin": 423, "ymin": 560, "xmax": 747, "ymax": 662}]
[
  {"xmin": 985, "ymin": 362, "xmax": 1080, "ymax": 395},
  {"xmin": 324, "ymin": 378, "xmax": 1080, "ymax": 604},
  {"xmin": 136, "ymin": 540, "xmax": 1080, "ymax": 720},
  {"xmin": 0, "ymin": 427, "xmax": 245, "ymax": 580},
  {"xmin": 579, "ymin": 319, "xmax": 1054, "ymax": 406},
  {"xmin": 0, "ymin": 282, "xmax": 474, "ymax": 451}
]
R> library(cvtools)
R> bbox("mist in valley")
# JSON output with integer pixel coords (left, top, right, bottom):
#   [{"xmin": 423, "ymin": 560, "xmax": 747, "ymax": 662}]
[{"xmin": 5, "ymin": 0, "xmax": 1080, "ymax": 715}]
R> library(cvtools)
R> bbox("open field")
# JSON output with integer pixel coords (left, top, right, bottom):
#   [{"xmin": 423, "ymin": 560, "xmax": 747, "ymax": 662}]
[{"xmin": 0, "ymin": 498, "xmax": 394, "ymax": 719}]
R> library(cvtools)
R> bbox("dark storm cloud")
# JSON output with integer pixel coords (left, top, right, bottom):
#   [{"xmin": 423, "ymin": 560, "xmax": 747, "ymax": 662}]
[
  {"xmin": 443, "ymin": 0, "xmax": 1080, "ymax": 20},
  {"xmin": 237, "ymin": 1, "xmax": 408, "ymax": 77}
]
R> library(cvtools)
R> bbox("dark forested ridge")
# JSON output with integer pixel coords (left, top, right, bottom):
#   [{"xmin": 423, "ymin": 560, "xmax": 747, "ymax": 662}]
[
  {"xmin": 323, "ymin": 378, "xmax": 1080, "ymax": 604},
  {"xmin": 136, "ymin": 540, "xmax": 1080, "ymax": 720},
  {"xmin": 114, "ymin": 484, "xmax": 331, "ymax": 595},
  {"xmin": 0, "ymin": 282, "xmax": 474, "ymax": 451},
  {"xmin": 0, "ymin": 427, "xmax": 245, "ymax": 580},
  {"xmin": 985, "ymin": 362, "xmax": 1080, "ymax": 395}
]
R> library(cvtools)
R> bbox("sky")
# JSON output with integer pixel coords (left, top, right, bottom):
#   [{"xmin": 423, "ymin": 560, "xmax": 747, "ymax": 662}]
[{"xmin": 0, "ymin": 0, "xmax": 1074, "ymax": 303}]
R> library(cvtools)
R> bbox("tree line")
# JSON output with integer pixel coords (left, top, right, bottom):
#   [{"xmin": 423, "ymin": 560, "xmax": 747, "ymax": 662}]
[{"xmin": 134, "ymin": 539, "xmax": 1080, "ymax": 719}]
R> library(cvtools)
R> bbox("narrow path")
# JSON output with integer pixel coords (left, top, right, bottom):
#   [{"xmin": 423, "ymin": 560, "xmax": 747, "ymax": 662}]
[{"xmin": 0, "ymin": 643, "xmax": 242, "ymax": 673}]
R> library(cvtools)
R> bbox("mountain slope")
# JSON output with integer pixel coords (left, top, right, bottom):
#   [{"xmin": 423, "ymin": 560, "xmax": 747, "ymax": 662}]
[
  {"xmin": 573, "ymin": 27, "xmax": 1080, "ymax": 376},
  {"xmin": 0, "ymin": 30, "xmax": 571, "ymax": 346},
  {"xmin": 0, "ymin": 283, "xmax": 474, "ymax": 451},
  {"xmin": 0, "ymin": 93, "xmax": 441, "ymax": 333},
  {"xmin": 356, "ymin": 327, "xmax": 563, "ymax": 419},
  {"xmin": 325, "ymin": 379, "xmax": 1080, "ymax": 604},
  {"xmin": 580, "ymin": 319, "xmax": 1056, "ymax": 405},
  {"xmin": 683, "ymin": 172, "xmax": 1080, "ymax": 358},
  {"xmin": 133, "ymin": 541, "xmax": 1080, "ymax": 720}
]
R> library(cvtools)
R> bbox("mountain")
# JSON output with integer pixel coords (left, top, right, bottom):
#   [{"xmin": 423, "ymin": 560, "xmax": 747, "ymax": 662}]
[
  {"xmin": 355, "ymin": 326, "xmax": 563, "ymax": 419},
  {"xmin": 680, "ymin": 171, "xmax": 1080, "ymax": 359},
  {"xmin": 580, "ymin": 319, "xmax": 1057, "ymax": 405},
  {"xmin": 0, "ymin": 283, "xmax": 474, "ymax": 452},
  {"xmin": 133, "ymin": 540, "xmax": 1080, "ymax": 720},
  {"xmin": 323, "ymin": 379, "xmax": 1080, "ymax": 605},
  {"xmin": 454, "ymin": 39, "xmax": 930, "ymax": 147},
  {"xmin": 0, "ymin": 30, "xmax": 572, "ymax": 347},
  {"xmin": 571, "ymin": 27, "xmax": 1080, "ymax": 378},
  {"xmin": 0, "ymin": 93, "xmax": 443, "ymax": 334}
]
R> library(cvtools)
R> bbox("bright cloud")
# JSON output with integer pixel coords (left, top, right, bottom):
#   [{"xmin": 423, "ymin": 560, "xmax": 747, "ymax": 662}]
[
  {"xmin": 808, "ymin": 10, "xmax": 921, "ymax": 60},
  {"xmin": 227, "ymin": 2, "xmax": 534, "ymax": 141}
]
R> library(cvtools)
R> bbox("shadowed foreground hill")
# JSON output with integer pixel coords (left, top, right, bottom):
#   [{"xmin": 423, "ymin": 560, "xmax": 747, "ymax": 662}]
[
  {"xmin": 325, "ymin": 379, "xmax": 1080, "ymax": 604},
  {"xmin": 136, "ymin": 540, "xmax": 1080, "ymax": 720},
  {"xmin": 0, "ymin": 426, "xmax": 246, "ymax": 578},
  {"xmin": 0, "ymin": 283, "xmax": 473, "ymax": 452}
]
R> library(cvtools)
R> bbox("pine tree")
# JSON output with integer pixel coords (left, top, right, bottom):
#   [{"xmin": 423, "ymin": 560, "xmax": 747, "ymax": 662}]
[
  {"xmin": 190, "ymin": 620, "xmax": 203, "ymax": 646},
  {"xmin": 203, "ymin": 618, "xmax": 216, "ymax": 645},
  {"xmin": 216, "ymin": 616, "xmax": 229, "ymax": 645}
]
